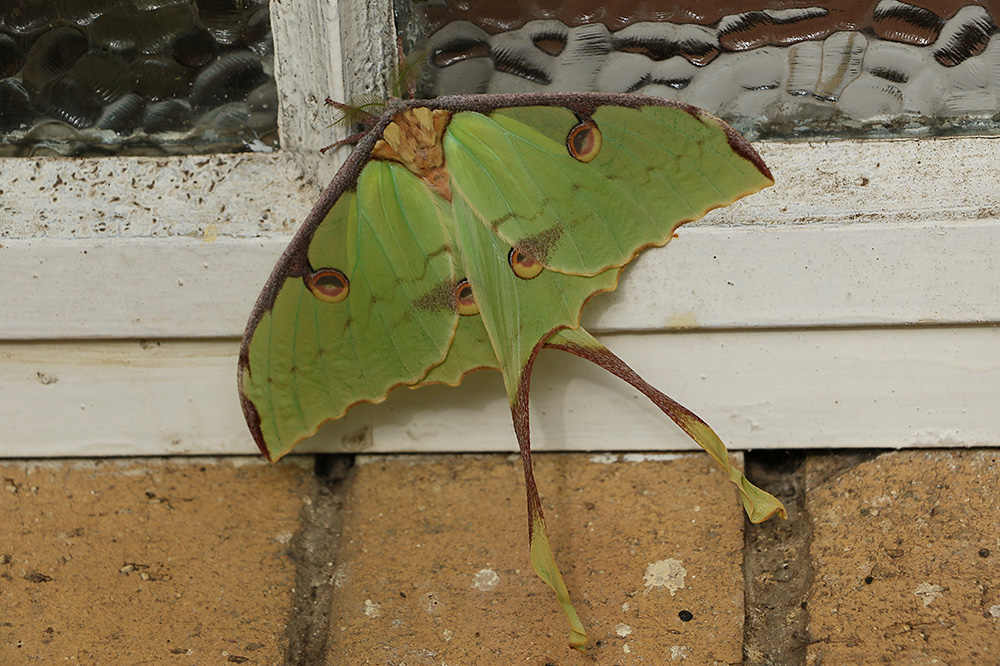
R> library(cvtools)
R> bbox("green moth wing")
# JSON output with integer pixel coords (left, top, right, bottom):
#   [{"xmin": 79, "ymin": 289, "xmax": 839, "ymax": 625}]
[
  {"xmin": 238, "ymin": 93, "xmax": 783, "ymax": 651},
  {"xmin": 240, "ymin": 159, "xmax": 460, "ymax": 460},
  {"xmin": 446, "ymin": 104, "xmax": 766, "ymax": 275}
]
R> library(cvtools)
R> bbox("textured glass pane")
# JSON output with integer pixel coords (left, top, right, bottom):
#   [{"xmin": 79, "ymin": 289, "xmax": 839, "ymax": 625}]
[
  {"xmin": 0, "ymin": 0, "xmax": 277, "ymax": 156},
  {"xmin": 400, "ymin": 0, "xmax": 1000, "ymax": 139}
]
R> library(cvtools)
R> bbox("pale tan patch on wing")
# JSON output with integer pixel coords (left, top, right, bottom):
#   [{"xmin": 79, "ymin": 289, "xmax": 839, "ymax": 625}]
[{"xmin": 373, "ymin": 108, "xmax": 453, "ymax": 201}]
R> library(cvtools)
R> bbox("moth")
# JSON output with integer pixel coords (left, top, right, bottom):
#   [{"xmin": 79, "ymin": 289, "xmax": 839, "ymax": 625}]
[{"xmin": 238, "ymin": 92, "xmax": 786, "ymax": 650}]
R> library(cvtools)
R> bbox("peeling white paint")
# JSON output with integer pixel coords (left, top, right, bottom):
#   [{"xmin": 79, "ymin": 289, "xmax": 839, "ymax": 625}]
[
  {"xmin": 913, "ymin": 582, "xmax": 945, "ymax": 607},
  {"xmin": 2, "ymin": 155, "xmax": 318, "ymax": 240},
  {"xmin": 7, "ymin": 328, "xmax": 1000, "ymax": 456},
  {"xmin": 644, "ymin": 559, "xmax": 688, "ymax": 596},
  {"xmin": 471, "ymin": 568, "xmax": 500, "ymax": 591},
  {"xmin": 665, "ymin": 310, "xmax": 700, "ymax": 329},
  {"xmin": 988, "ymin": 605, "xmax": 1000, "ymax": 618},
  {"xmin": 905, "ymin": 429, "xmax": 978, "ymax": 448},
  {"xmin": 615, "ymin": 623, "xmax": 632, "ymax": 637},
  {"xmin": 590, "ymin": 453, "xmax": 688, "ymax": 464},
  {"xmin": 622, "ymin": 453, "xmax": 686, "ymax": 463},
  {"xmin": 363, "ymin": 599, "xmax": 382, "ymax": 617},
  {"xmin": 670, "ymin": 645, "xmax": 693, "ymax": 660}
]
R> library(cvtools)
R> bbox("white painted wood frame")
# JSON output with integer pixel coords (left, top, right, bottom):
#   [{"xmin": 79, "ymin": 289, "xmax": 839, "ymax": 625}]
[{"xmin": 1, "ymin": 0, "xmax": 998, "ymax": 457}]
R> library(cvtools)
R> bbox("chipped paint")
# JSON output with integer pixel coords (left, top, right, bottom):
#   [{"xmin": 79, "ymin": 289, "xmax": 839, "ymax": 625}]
[
  {"xmin": 341, "ymin": 424, "xmax": 374, "ymax": 452},
  {"xmin": 471, "ymin": 568, "xmax": 499, "ymax": 591},
  {"xmin": 590, "ymin": 453, "xmax": 688, "ymax": 464},
  {"xmin": 904, "ymin": 429, "xmax": 976, "ymax": 448},
  {"xmin": 989, "ymin": 604, "xmax": 1000, "ymax": 618},
  {"xmin": 913, "ymin": 582, "xmax": 944, "ymax": 607},
  {"xmin": 201, "ymin": 224, "xmax": 219, "ymax": 243},
  {"xmin": 3, "ymin": 153, "xmax": 316, "ymax": 239},
  {"xmin": 36, "ymin": 372, "xmax": 58, "ymax": 385},
  {"xmin": 666, "ymin": 310, "xmax": 700, "ymax": 329},
  {"xmin": 623, "ymin": 453, "xmax": 686, "ymax": 463},
  {"xmin": 644, "ymin": 558, "xmax": 687, "ymax": 596},
  {"xmin": 615, "ymin": 623, "xmax": 632, "ymax": 637},
  {"xmin": 363, "ymin": 599, "xmax": 382, "ymax": 617}
]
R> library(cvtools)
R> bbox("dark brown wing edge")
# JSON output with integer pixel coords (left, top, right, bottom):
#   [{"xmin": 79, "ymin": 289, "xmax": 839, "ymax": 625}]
[
  {"xmin": 237, "ymin": 92, "xmax": 772, "ymax": 458},
  {"xmin": 237, "ymin": 104, "xmax": 402, "ymax": 458},
  {"xmin": 414, "ymin": 92, "xmax": 773, "ymax": 182}
]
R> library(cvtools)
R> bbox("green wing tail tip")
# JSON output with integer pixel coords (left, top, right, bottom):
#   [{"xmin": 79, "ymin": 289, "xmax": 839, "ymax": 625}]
[
  {"xmin": 545, "ymin": 327, "xmax": 787, "ymax": 523},
  {"xmin": 506, "ymin": 348, "xmax": 588, "ymax": 651},
  {"xmin": 740, "ymin": 479, "xmax": 788, "ymax": 523},
  {"xmin": 674, "ymin": 416, "xmax": 787, "ymax": 522},
  {"xmin": 529, "ymin": 512, "xmax": 589, "ymax": 651}
]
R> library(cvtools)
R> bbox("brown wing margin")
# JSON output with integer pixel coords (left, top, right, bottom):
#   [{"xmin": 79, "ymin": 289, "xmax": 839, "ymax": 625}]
[
  {"xmin": 237, "ymin": 104, "xmax": 399, "ymax": 457},
  {"xmin": 410, "ymin": 92, "xmax": 772, "ymax": 182}
]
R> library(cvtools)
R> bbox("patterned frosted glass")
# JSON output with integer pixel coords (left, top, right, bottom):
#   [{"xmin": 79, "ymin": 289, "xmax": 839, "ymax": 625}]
[
  {"xmin": 402, "ymin": 1, "xmax": 1000, "ymax": 139},
  {"xmin": 0, "ymin": 0, "xmax": 277, "ymax": 156}
]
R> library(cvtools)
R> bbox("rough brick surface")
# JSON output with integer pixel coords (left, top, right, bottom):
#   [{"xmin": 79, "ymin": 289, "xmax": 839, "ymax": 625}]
[
  {"xmin": 9, "ymin": 448, "xmax": 995, "ymax": 665},
  {"xmin": 805, "ymin": 449, "xmax": 1000, "ymax": 665},
  {"xmin": 325, "ymin": 452, "xmax": 747, "ymax": 665},
  {"xmin": 0, "ymin": 458, "xmax": 311, "ymax": 665}
]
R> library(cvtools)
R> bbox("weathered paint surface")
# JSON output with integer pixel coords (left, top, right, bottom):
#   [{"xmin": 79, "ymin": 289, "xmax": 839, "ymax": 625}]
[{"xmin": 3, "ymin": 324, "xmax": 1000, "ymax": 456}]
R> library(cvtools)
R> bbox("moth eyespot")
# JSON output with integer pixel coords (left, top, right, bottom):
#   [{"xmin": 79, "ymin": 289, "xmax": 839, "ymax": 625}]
[
  {"xmin": 508, "ymin": 247, "xmax": 543, "ymax": 279},
  {"xmin": 567, "ymin": 120, "xmax": 601, "ymax": 163},
  {"xmin": 305, "ymin": 268, "xmax": 349, "ymax": 303},
  {"xmin": 454, "ymin": 278, "xmax": 479, "ymax": 316}
]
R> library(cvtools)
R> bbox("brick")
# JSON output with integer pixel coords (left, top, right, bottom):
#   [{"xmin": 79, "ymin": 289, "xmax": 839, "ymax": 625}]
[
  {"xmin": 806, "ymin": 449, "xmax": 1000, "ymax": 664},
  {"xmin": 0, "ymin": 458, "xmax": 311, "ymax": 665},
  {"xmin": 325, "ymin": 452, "xmax": 747, "ymax": 665}
]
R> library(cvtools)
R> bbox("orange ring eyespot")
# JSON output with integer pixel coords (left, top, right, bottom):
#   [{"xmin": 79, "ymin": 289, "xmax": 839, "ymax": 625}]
[
  {"xmin": 454, "ymin": 279, "xmax": 479, "ymax": 316},
  {"xmin": 508, "ymin": 247, "xmax": 543, "ymax": 279},
  {"xmin": 305, "ymin": 268, "xmax": 349, "ymax": 303},
  {"xmin": 567, "ymin": 119, "xmax": 602, "ymax": 163}
]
